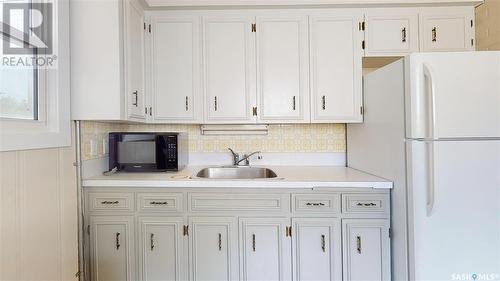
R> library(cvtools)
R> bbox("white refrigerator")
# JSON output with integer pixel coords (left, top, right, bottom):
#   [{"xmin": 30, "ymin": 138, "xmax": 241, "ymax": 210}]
[{"xmin": 348, "ymin": 52, "xmax": 500, "ymax": 281}]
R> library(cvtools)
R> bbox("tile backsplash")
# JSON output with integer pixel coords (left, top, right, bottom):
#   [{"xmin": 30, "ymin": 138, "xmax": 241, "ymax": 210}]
[{"xmin": 80, "ymin": 121, "xmax": 346, "ymax": 161}]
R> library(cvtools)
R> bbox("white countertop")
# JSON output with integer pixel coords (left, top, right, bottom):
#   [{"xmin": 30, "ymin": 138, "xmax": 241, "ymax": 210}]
[{"xmin": 82, "ymin": 166, "xmax": 393, "ymax": 189}]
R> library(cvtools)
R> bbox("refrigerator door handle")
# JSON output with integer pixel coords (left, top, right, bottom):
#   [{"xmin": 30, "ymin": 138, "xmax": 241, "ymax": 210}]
[
  {"xmin": 426, "ymin": 141, "xmax": 436, "ymax": 216},
  {"xmin": 423, "ymin": 64, "xmax": 437, "ymax": 139}
]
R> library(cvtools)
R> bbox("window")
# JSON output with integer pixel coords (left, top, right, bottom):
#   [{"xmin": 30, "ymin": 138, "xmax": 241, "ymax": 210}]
[{"xmin": 0, "ymin": 0, "xmax": 71, "ymax": 152}]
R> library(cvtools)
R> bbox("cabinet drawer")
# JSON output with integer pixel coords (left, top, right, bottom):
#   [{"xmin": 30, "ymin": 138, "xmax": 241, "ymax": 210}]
[
  {"xmin": 342, "ymin": 194, "xmax": 389, "ymax": 214},
  {"xmin": 137, "ymin": 193, "xmax": 183, "ymax": 212},
  {"xmin": 188, "ymin": 193, "xmax": 289, "ymax": 213},
  {"xmin": 292, "ymin": 193, "xmax": 340, "ymax": 214},
  {"xmin": 87, "ymin": 192, "xmax": 134, "ymax": 212}
]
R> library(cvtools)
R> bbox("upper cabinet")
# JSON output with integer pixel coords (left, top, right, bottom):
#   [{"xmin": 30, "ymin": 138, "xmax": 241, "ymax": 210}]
[
  {"xmin": 364, "ymin": 8, "xmax": 419, "ymax": 56},
  {"xmin": 72, "ymin": 3, "xmax": 478, "ymax": 124},
  {"xmin": 419, "ymin": 7, "xmax": 475, "ymax": 52},
  {"xmin": 309, "ymin": 11, "xmax": 364, "ymax": 123},
  {"xmin": 256, "ymin": 15, "xmax": 310, "ymax": 123},
  {"xmin": 150, "ymin": 15, "xmax": 202, "ymax": 123},
  {"xmin": 203, "ymin": 15, "xmax": 257, "ymax": 124},
  {"xmin": 71, "ymin": 0, "xmax": 147, "ymax": 121},
  {"xmin": 125, "ymin": 0, "xmax": 147, "ymax": 121}
]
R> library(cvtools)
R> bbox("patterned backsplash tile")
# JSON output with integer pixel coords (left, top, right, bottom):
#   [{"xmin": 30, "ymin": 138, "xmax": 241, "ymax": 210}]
[{"xmin": 80, "ymin": 121, "xmax": 346, "ymax": 160}]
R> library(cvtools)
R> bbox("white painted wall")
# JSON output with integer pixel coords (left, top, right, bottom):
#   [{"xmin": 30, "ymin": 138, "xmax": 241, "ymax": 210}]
[{"xmin": 0, "ymin": 144, "xmax": 78, "ymax": 280}]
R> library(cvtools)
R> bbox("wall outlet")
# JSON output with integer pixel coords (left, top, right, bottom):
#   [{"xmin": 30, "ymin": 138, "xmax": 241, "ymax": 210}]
[
  {"xmin": 102, "ymin": 138, "xmax": 109, "ymax": 155},
  {"xmin": 90, "ymin": 138, "xmax": 98, "ymax": 157}
]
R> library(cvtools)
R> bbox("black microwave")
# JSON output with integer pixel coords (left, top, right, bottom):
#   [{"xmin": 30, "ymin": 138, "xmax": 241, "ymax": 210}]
[{"xmin": 109, "ymin": 132, "xmax": 188, "ymax": 172}]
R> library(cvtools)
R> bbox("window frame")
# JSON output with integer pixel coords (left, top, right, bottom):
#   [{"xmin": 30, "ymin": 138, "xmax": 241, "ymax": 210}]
[{"xmin": 0, "ymin": 0, "xmax": 71, "ymax": 152}]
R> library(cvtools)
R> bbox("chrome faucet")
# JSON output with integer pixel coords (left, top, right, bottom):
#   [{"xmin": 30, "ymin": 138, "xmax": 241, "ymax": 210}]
[{"xmin": 228, "ymin": 148, "xmax": 261, "ymax": 166}]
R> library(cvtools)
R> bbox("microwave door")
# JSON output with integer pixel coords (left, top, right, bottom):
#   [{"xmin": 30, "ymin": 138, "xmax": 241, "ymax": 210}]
[{"xmin": 118, "ymin": 141, "xmax": 156, "ymax": 171}]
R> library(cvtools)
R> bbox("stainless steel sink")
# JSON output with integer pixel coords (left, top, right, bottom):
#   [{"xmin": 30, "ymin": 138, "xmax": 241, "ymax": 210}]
[{"xmin": 194, "ymin": 166, "xmax": 278, "ymax": 179}]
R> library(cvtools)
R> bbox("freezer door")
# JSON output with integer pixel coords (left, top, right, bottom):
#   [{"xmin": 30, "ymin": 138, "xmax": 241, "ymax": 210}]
[
  {"xmin": 407, "ymin": 140, "xmax": 500, "ymax": 280},
  {"xmin": 406, "ymin": 52, "xmax": 500, "ymax": 139}
]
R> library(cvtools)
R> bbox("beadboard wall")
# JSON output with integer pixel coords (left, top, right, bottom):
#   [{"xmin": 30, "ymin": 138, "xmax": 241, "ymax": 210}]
[
  {"xmin": 81, "ymin": 121, "xmax": 346, "ymax": 161},
  {"xmin": 476, "ymin": 0, "xmax": 500, "ymax": 50}
]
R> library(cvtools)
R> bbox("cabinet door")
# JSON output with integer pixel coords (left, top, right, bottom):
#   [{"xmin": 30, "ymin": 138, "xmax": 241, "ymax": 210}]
[
  {"xmin": 310, "ymin": 11, "xmax": 363, "ymax": 123},
  {"xmin": 124, "ymin": 0, "xmax": 146, "ymax": 120},
  {"xmin": 292, "ymin": 218, "xmax": 342, "ymax": 281},
  {"xmin": 342, "ymin": 219, "xmax": 391, "ymax": 281},
  {"xmin": 420, "ymin": 7, "xmax": 475, "ymax": 52},
  {"xmin": 189, "ymin": 217, "xmax": 239, "ymax": 281},
  {"xmin": 239, "ymin": 218, "xmax": 291, "ymax": 281},
  {"xmin": 256, "ymin": 15, "xmax": 310, "ymax": 123},
  {"xmin": 138, "ymin": 217, "xmax": 187, "ymax": 281},
  {"xmin": 203, "ymin": 16, "xmax": 257, "ymax": 123},
  {"xmin": 89, "ymin": 216, "xmax": 135, "ymax": 281},
  {"xmin": 364, "ymin": 8, "xmax": 419, "ymax": 56},
  {"xmin": 151, "ymin": 16, "xmax": 202, "ymax": 123}
]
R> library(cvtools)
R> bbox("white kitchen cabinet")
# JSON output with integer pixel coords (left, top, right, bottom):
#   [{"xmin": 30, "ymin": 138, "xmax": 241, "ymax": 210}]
[
  {"xmin": 89, "ymin": 216, "xmax": 135, "ymax": 281},
  {"xmin": 419, "ymin": 7, "xmax": 475, "ymax": 52},
  {"xmin": 342, "ymin": 219, "xmax": 391, "ymax": 281},
  {"xmin": 125, "ymin": 0, "xmax": 147, "ymax": 120},
  {"xmin": 203, "ymin": 15, "xmax": 257, "ymax": 123},
  {"xmin": 71, "ymin": 0, "xmax": 147, "ymax": 121},
  {"xmin": 150, "ymin": 15, "xmax": 202, "ymax": 123},
  {"xmin": 309, "ymin": 11, "xmax": 364, "ymax": 123},
  {"xmin": 292, "ymin": 218, "xmax": 342, "ymax": 281},
  {"xmin": 364, "ymin": 8, "xmax": 419, "ymax": 56},
  {"xmin": 239, "ymin": 218, "xmax": 292, "ymax": 281},
  {"xmin": 256, "ymin": 15, "xmax": 310, "ymax": 123},
  {"xmin": 138, "ymin": 217, "xmax": 187, "ymax": 281},
  {"xmin": 189, "ymin": 217, "xmax": 239, "ymax": 281}
]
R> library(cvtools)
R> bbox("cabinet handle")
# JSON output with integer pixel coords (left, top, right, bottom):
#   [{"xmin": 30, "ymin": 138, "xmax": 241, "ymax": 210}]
[
  {"xmin": 185, "ymin": 96, "xmax": 189, "ymax": 111},
  {"xmin": 214, "ymin": 96, "xmax": 218, "ymax": 111},
  {"xmin": 292, "ymin": 96, "xmax": 296, "ymax": 111},
  {"xmin": 432, "ymin": 27, "xmax": 437, "ymax": 42},
  {"xmin": 252, "ymin": 234, "xmax": 256, "ymax": 252},
  {"xmin": 356, "ymin": 202, "xmax": 377, "ymax": 207},
  {"xmin": 322, "ymin": 95, "xmax": 326, "ymax": 110},
  {"xmin": 149, "ymin": 106, "xmax": 152, "ymax": 116},
  {"xmin": 150, "ymin": 233, "xmax": 155, "ymax": 251},
  {"xmin": 356, "ymin": 236, "xmax": 362, "ymax": 254},
  {"xmin": 101, "ymin": 200, "xmax": 119, "ymax": 205},
  {"xmin": 321, "ymin": 234, "xmax": 326, "ymax": 252},
  {"xmin": 306, "ymin": 202, "xmax": 325, "ymax": 207},
  {"xmin": 218, "ymin": 233, "xmax": 222, "ymax": 251},
  {"xmin": 402, "ymin": 27, "xmax": 407, "ymax": 43},
  {"xmin": 116, "ymin": 232, "xmax": 121, "ymax": 250},
  {"xmin": 149, "ymin": 201, "xmax": 168, "ymax": 205},
  {"xmin": 132, "ymin": 91, "xmax": 138, "ymax": 107}
]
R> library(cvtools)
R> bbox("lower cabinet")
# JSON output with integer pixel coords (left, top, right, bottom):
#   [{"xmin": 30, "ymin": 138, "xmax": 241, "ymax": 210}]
[
  {"xmin": 292, "ymin": 218, "xmax": 342, "ymax": 281},
  {"xmin": 239, "ymin": 218, "xmax": 292, "ymax": 281},
  {"xmin": 342, "ymin": 219, "xmax": 391, "ymax": 281},
  {"xmin": 86, "ymin": 190, "xmax": 391, "ymax": 281},
  {"xmin": 89, "ymin": 216, "xmax": 135, "ymax": 281},
  {"xmin": 138, "ymin": 217, "xmax": 187, "ymax": 281},
  {"xmin": 189, "ymin": 217, "xmax": 239, "ymax": 281}
]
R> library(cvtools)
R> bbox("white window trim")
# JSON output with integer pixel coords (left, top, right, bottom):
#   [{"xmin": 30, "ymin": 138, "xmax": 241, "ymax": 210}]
[{"xmin": 0, "ymin": 0, "xmax": 71, "ymax": 152}]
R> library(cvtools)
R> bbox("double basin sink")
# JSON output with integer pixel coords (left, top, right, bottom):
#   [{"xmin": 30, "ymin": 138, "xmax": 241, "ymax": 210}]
[{"xmin": 194, "ymin": 166, "xmax": 278, "ymax": 179}]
